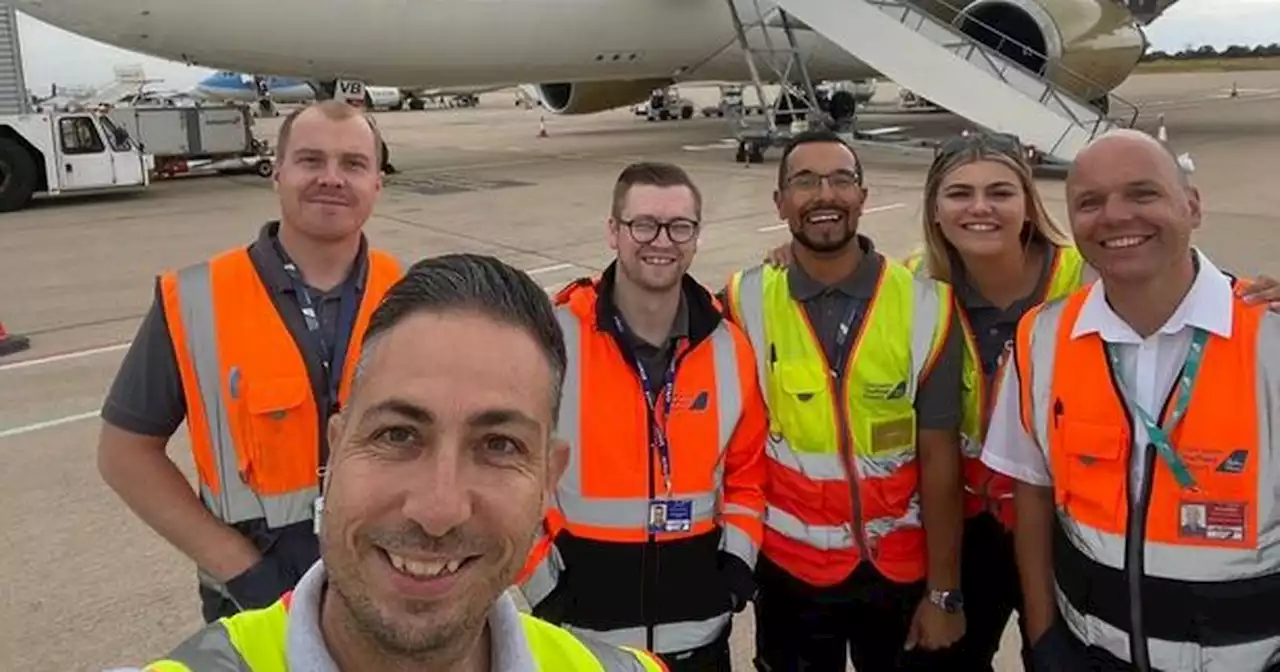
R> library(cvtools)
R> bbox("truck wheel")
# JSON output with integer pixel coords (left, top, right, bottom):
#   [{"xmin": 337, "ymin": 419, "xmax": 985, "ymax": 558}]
[
  {"xmin": 681, "ymin": 106, "xmax": 693, "ymax": 119},
  {"xmin": 0, "ymin": 138, "xmax": 37, "ymax": 213}
]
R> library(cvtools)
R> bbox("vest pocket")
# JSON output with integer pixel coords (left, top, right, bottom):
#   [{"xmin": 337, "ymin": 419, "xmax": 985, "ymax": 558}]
[
  {"xmin": 770, "ymin": 360, "xmax": 835, "ymax": 454},
  {"xmin": 1059, "ymin": 420, "xmax": 1127, "ymax": 527},
  {"xmin": 241, "ymin": 376, "xmax": 313, "ymax": 498}
]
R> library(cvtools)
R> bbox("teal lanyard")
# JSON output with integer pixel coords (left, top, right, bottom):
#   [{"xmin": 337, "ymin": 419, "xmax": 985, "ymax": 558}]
[{"xmin": 1103, "ymin": 328, "xmax": 1209, "ymax": 491}]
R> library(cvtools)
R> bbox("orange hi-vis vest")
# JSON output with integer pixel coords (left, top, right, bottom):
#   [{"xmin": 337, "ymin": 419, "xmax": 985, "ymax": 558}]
[
  {"xmin": 725, "ymin": 261, "xmax": 953, "ymax": 587},
  {"xmin": 517, "ymin": 271, "xmax": 768, "ymax": 655},
  {"xmin": 1013, "ymin": 282, "xmax": 1280, "ymax": 671},
  {"xmin": 159, "ymin": 246, "xmax": 401, "ymax": 533}
]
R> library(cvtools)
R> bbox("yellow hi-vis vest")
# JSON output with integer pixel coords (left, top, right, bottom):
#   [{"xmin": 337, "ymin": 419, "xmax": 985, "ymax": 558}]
[
  {"xmin": 725, "ymin": 260, "xmax": 952, "ymax": 586},
  {"xmin": 141, "ymin": 592, "xmax": 668, "ymax": 672},
  {"xmin": 903, "ymin": 244, "xmax": 1088, "ymax": 525}
]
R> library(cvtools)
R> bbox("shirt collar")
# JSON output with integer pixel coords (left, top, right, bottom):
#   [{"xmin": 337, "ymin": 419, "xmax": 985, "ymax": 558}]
[
  {"xmin": 787, "ymin": 234, "xmax": 882, "ymax": 301},
  {"xmin": 286, "ymin": 560, "xmax": 538, "ymax": 672},
  {"xmin": 250, "ymin": 220, "xmax": 370, "ymax": 295},
  {"xmin": 1071, "ymin": 248, "xmax": 1233, "ymax": 343}
]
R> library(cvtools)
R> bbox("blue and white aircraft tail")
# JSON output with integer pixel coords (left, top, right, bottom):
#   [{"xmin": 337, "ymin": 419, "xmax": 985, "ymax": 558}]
[{"xmin": 194, "ymin": 71, "xmax": 317, "ymax": 103}]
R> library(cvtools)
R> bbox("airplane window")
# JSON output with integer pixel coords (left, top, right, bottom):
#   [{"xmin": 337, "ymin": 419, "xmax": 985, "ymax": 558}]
[{"xmin": 59, "ymin": 117, "xmax": 106, "ymax": 154}]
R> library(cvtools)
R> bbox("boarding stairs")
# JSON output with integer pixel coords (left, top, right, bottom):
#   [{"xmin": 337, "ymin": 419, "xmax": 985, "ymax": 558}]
[
  {"xmin": 0, "ymin": 2, "xmax": 30, "ymax": 115},
  {"xmin": 766, "ymin": 0, "xmax": 1140, "ymax": 162}
]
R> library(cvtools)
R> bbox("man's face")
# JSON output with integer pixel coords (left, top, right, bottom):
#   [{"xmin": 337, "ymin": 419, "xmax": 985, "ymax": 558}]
[
  {"xmin": 1066, "ymin": 135, "xmax": 1201, "ymax": 284},
  {"xmin": 321, "ymin": 309, "xmax": 567, "ymax": 656},
  {"xmin": 608, "ymin": 184, "xmax": 700, "ymax": 292},
  {"xmin": 774, "ymin": 142, "xmax": 868, "ymax": 253},
  {"xmin": 274, "ymin": 108, "xmax": 383, "ymax": 242}
]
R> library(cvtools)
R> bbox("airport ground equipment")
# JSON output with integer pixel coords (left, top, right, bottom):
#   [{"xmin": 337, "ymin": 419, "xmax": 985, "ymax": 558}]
[
  {"xmin": 723, "ymin": 0, "xmax": 1140, "ymax": 164},
  {"xmin": 105, "ymin": 104, "xmax": 271, "ymax": 178},
  {"xmin": 0, "ymin": 3, "xmax": 152, "ymax": 212}
]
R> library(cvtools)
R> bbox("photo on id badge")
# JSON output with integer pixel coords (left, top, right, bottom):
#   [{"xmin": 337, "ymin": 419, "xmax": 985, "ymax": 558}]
[
  {"xmin": 650, "ymin": 500, "xmax": 693, "ymax": 534},
  {"xmin": 1179, "ymin": 501, "xmax": 1246, "ymax": 542}
]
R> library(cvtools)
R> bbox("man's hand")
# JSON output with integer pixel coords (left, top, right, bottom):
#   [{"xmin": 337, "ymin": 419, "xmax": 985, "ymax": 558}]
[
  {"xmin": 763, "ymin": 242, "xmax": 792, "ymax": 267},
  {"xmin": 904, "ymin": 596, "xmax": 965, "ymax": 651},
  {"xmin": 1238, "ymin": 273, "xmax": 1280, "ymax": 311}
]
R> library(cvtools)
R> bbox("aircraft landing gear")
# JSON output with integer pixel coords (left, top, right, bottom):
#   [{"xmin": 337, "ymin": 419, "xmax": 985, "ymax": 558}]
[{"xmin": 735, "ymin": 139, "xmax": 765, "ymax": 164}]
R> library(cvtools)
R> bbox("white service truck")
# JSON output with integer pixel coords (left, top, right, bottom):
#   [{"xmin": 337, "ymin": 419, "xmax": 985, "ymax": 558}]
[
  {"xmin": 0, "ymin": 109, "xmax": 152, "ymax": 212},
  {"xmin": 106, "ymin": 104, "xmax": 271, "ymax": 178}
]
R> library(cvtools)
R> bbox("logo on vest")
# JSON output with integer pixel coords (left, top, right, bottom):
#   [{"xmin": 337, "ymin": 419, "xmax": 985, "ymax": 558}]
[
  {"xmin": 1215, "ymin": 450, "xmax": 1248, "ymax": 474},
  {"xmin": 863, "ymin": 381, "xmax": 907, "ymax": 400}
]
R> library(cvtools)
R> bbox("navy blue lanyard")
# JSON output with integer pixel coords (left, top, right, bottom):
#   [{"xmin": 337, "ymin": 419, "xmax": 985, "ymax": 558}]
[
  {"xmin": 613, "ymin": 315, "xmax": 678, "ymax": 497},
  {"xmin": 272, "ymin": 237, "xmax": 358, "ymax": 413},
  {"xmin": 829, "ymin": 300, "xmax": 863, "ymax": 378}
]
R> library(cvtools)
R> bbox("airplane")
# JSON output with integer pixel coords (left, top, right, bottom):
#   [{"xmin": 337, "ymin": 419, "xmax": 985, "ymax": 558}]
[
  {"xmin": 13, "ymin": 0, "xmax": 1189, "ymax": 160},
  {"xmin": 194, "ymin": 71, "xmax": 317, "ymax": 104}
]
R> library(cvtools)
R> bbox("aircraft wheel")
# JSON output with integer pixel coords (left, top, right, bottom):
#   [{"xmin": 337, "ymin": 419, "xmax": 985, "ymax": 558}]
[
  {"xmin": 748, "ymin": 145, "xmax": 765, "ymax": 164},
  {"xmin": 735, "ymin": 141, "xmax": 748, "ymax": 163},
  {"xmin": 681, "ymin": 106, "xmax": 693, "ymax": 120}
]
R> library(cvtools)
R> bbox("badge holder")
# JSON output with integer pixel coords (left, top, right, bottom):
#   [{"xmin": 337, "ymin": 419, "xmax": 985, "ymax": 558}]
[{"xmin": 649, "ymin": 499, "xmax": 693, "ymax": 534}]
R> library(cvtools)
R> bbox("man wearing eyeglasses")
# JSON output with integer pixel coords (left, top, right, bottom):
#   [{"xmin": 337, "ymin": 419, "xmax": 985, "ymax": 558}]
[
  {"xmin": 721, "ymin": 129, "xmax": 966, "ymax": 671},
  {"xmin": 515, "ymin": 162, "xmax": 769, "ymax": 671}
]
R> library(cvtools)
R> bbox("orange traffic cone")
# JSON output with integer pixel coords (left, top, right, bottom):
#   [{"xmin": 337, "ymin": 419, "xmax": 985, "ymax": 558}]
[
  {"xmin": 0, "ymin": 319, "xmax": 30, "ymax": 358},
  {"xmin": 537, "ymin": 115, "xmax": 549, "ymax": 138}
]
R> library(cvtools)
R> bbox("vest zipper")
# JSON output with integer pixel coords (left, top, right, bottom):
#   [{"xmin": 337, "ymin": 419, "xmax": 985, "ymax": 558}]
[
  {"xmin": 1103, "ymin": 354, "xmax": 1182, "ymax": 672},
  {"xmin": 832, "ymin": 362, "xmax": 873, "ymax": 563}
]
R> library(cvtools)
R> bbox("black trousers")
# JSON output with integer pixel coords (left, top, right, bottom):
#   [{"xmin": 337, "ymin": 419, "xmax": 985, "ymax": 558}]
[
  {"xmin": 926, "ymin": 512, "xmax": 1033, "ymax": 671},
  {"xmin": 753, "ymin": 555, "xmax": 939, "ymax": 672}
]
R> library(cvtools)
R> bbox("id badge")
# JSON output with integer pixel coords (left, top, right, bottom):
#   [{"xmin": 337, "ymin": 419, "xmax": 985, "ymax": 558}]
[{"xmin": 649, "ymin": 499, "xmax": 693, "ymax": 533}]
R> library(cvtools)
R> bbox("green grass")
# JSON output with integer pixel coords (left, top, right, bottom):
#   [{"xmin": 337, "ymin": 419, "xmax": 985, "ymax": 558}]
[{"xmin": 1136, "ymin": 56, "xmax": 1280, "ymax": 73}]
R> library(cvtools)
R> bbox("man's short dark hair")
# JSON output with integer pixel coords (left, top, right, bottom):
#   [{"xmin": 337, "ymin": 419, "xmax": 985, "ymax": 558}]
[
  {"xmin": 356, "ymin": 253, "xmax": 567, "ymax": 427},
  {"xmin": 777, "ymin": 129, "xmax": 862, "ymax": 189},
  {"xmin": 610, "ymin": 161, "xmax": 703, "ymax": 221}
]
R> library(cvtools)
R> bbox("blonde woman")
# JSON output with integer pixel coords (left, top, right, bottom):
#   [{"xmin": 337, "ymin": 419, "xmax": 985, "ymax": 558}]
[{"xmin": 762, "ymin": 130, "xmax": 1280, "ymax": 670}]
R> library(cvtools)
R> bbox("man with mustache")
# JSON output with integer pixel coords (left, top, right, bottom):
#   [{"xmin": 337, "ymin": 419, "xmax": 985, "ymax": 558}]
[
  {"xmin": 720, "ymin": 129, "xmax": 967, "ymax": 671},
  {"xmin": 95, "ymin": 99, "xmax": 403, "ymax": 625},
  {"xmin": 125, "ymin": 254, "xmax": 668, "ymax": 671}
]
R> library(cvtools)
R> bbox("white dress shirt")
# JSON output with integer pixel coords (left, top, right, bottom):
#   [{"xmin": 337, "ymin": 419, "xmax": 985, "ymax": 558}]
[{"xmin": 981, "ymin": 248, "xmax": 1235, "ymax": 501}]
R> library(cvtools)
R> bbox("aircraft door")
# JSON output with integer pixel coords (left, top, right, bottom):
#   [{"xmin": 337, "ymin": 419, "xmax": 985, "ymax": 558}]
[{"xmin": 55, "ymin": 115, "xmax": 117, "ymax": 190}]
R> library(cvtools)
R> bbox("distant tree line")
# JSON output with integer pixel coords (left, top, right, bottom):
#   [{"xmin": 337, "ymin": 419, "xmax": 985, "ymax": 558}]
[{"xmin": 1142, "ymin": 43, "xmax": 1280, "ymax": 61}]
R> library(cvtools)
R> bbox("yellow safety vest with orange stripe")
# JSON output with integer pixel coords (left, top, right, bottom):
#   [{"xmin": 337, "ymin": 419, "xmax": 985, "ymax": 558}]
[
  {"xmin": 141, "ymin": 590, "xmax": 670, "ymax": 671},
  {"xmin": 158, "ymin": 247, "xmax": 401, "ymax": 545},
  {"xmin": 725, "ymin": 260, "xmax": 952, "ymax": 586},
  {"xmin": 904, "ymin": 245, "xmax": 1086, "ymax": 528}
]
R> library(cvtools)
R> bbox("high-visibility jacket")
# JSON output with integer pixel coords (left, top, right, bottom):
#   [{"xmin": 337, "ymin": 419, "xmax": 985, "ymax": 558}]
[
  {"xmin": 158, "ymin": 246, "xmax": 401, "ymax": 532},
  {"xmin": 724, "ymin": 260, "xmax": 953, "ymax": 587},
  {"xmin": 1012, "ymin": 280, "xmax": 1280, "ymax": 671},
  {"xmin": 140, "ymin": 590, "xmax": 669, "ymax": 671},
  {"xmin": 516, "ymin": 266, "xmax": 768, "ymax": 654},
  {"xmin": 904, "ymin": 244, "xmax": 1087, "ymax": 528}
]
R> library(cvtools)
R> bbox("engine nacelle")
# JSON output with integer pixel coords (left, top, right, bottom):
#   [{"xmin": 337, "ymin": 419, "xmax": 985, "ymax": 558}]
[
  {"xmin": 951, "ymin": 0, "xmax": 1147, "ymax": 103},
  {"xmin": 532, "ymin": 78, "xmax": 672, "ymax": 115}
]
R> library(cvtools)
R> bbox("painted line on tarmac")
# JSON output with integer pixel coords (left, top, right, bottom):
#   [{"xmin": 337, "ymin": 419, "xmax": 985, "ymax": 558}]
[
  {"xmin": 525, "ymin": 262, "xmax": 574, "ymax": 276},
  {"xmin": 0, "ymin": 409, "xmax": 100, "ymax": 439},
  {"xmin": 755, "ymin": 202, "xmax": 906, "ymax": 233},
  {"xmin": 0, "ymin": 342, "xmax": 132, "ymax": 373}
]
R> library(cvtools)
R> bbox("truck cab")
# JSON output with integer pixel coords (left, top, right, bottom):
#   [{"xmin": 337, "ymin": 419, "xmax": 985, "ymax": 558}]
[{"xmin": 0, "ymin": 109, "xmax": 152, "ymax": 212}]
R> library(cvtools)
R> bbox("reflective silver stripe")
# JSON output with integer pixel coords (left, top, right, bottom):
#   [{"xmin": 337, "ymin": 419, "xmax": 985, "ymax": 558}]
[
  {"xmin": 553, "ymin": 307, "xmax": 748, "ymax": 533},
  {"xmin": 855, "ymin": 446, "xmax": 916, "ymax": 479},
  {"xmin": 519, "ymin": 542, "xmax": 565, "ymax": 608},
  {"xmin": 764, "ymin": 504, "xmax": 856, "ymax": 551},
  {"xmin": 720, "ymin": 520, "xmax": 757, "ymax": 567},
  {"xmin": 1056, "ymin": 583, "xmax": 1280, "ymax": 671},
  {"xmin": 733, "ymin": 266, "xmax": 769, "ymax": 391},
  {"xmin": 574, "ymin": 636, "xmax": 652, "ymax": 671},
  {"xmin": 1025, "ymin": 302, "xmax": 1280, "ymax": 581},
  {"xmin": 865, "ymin": 491, "xmax": 922, "ymax": 542},
  {"xmin": 567, "ymin": 613, "xmax": 731, "ymax": 654},
  {"xmin": 158, "ymin": 620, "xmax": 252, "ymax": 671},
  {"xmin": 174, "ymin": 262, "xmax": 317, "ymax": 529},
  {"xmin": 907, "ymin": 276, "xmax": 947, "ymax": 399}
]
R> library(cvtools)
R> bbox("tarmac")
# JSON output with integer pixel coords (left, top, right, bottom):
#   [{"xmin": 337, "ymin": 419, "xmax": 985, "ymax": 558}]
[{"xmin": 1, "ymin": 68, "xmax": 1278, "ymax": 671}]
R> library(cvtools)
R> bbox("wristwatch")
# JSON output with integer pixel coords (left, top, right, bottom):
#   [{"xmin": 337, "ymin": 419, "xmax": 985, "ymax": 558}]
[{"xmin": 928, "ymin": 588, "xmax": 965, "ymax": 614}]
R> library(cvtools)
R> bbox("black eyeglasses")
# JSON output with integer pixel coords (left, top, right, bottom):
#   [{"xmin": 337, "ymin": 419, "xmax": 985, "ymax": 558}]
[
  {"xmin": 783, "ymin": 168, "xmax": 864, "ymax": 193},
  {"xmin": 618, "ymin": 216, "xmax": 700, "ymax": 244},
  {"xmin": 935, "ymin": 131, "xmax": 1027, "ymax": 162}
]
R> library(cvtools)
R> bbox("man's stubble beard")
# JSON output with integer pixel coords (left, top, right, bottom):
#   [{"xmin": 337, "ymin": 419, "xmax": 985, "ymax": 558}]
[{"xmin": 790, "ymin": 218, "xmax": 858, "ymax": 254}]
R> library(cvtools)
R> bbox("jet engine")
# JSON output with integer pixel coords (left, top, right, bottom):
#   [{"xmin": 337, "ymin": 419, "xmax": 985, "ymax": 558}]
[
  {"xmin": 950, "ymin": 0, "xmax": 1147, "ymax": 105},
  {"xmin": 532, "ymin": 78, "xmax": 673, "ymax": 115}
]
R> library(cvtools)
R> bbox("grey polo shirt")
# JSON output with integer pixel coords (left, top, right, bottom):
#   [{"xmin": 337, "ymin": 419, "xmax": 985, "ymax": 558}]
[
  {"xmin": 951, "ymin": 247, "xmax": 1055, "ymax": 389},
  {"xmin": 101, "ymin": 221, "xmax": 370, "ymax": 462},
  {"xmin": 781, "ymin": 235, "xmax": 963, "ymax": 431},
  {"xmin": 618, "ymin": 294, "xmax": 690, "ymax": 395}
]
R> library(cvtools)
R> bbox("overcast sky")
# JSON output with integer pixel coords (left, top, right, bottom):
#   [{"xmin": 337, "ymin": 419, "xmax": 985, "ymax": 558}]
[{"xmin": 16, "ymin": 0, "xmax": 1280, "ymax": 94}]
